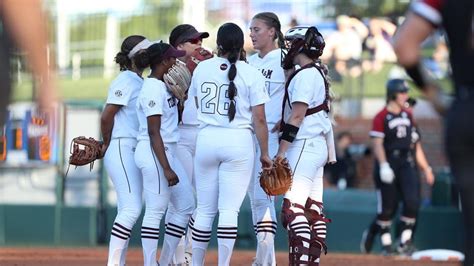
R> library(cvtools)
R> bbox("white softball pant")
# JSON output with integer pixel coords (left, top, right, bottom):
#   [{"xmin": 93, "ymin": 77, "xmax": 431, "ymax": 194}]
[
  {"xmin": 192, "ymin": 126, "xmax": 255, "ymax": 265},
  {"xmin": 104, "ymin": 138, "xmax": 143, "ymax": 229},
  {"xmin": 285, "ymin": 135, "xmax": 328, "ymax": 205},
  {"xmin": 134, "ymin": 141, "xmax": 195, "ymax": 230}
]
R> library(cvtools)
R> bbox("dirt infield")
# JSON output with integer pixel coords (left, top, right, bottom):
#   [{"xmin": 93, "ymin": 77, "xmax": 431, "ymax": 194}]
[{"xmin": 0, "ymin": 247, "xmax": 462, "ymax": 266}]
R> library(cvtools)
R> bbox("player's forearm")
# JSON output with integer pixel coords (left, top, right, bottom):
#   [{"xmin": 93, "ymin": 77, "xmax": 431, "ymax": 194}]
[
  {"xmin": 252, "ymin": 105, "xmax": 269, "ymax": 156},
  {"xmin": 415, "ymin": 143, "xmax": 430, "ymax": 171},
  {"xmin": 100, "ymin": 115, "xmax": 114, "ymax": 147},
  {"xmin": 254, "ymin": 121, "xmax": 269, "ymax": 157},
  {"xmin": 149, "ymin": 131, "xmax": 171, "ymax": 170},
  {"xmin": 372, "ymin": 139, "xmax": 387, "ymax": 164},
  {"xmin": 2, "ymin": 0, "xmax": 51, "ymax": 81}
]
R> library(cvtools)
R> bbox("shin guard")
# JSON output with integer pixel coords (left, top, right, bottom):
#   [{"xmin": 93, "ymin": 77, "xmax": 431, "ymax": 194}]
[{"xmin": 305, "ymin": 198, "xmax": 331, "ymax": 265}]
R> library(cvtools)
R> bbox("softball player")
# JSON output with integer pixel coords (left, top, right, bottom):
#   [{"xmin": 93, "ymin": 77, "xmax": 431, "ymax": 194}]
[
  {"xmin": 275, "ymin": 26, "xmax": 336, "ymax": 265},
  {"xmin": 361, "ymin": 80, "xmax": 431, "ymax": 256},
  {"xmin": 101, "ymin": 35, "xmax": 153, "ymax": 266},
  {"xmin": 168, "ymin": 24, "xmax": 210, "ymax": 264},
  {"xmin": 188, "ymin": 23, "xmax": 272, "ymax": 266},
  {"xmin": 247, "ymin": 12, "xmax": 286, "ymax": 266},
  {"xmin": 134, "ymin": 42, "xmax": 194, "ymax": 266}
]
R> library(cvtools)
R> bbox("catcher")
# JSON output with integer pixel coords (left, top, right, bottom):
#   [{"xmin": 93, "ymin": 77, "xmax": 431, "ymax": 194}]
[
  {"xmin": 272, "ymin": 26, "xmax": 336, "ymax": 265},
  {"xmin": 67, "ymin": 136, "xmax": 105, "ymax": 173}
]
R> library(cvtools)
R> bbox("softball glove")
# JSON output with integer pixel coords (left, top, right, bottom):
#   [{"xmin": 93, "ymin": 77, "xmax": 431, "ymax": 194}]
[{"xmin": 259, "ymin": 158, "xmax": 293, "ymax": 196}]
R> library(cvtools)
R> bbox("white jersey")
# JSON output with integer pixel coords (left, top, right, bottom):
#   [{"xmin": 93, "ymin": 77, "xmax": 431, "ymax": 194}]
[
  {"xmin": 248, "ymin": 49, "xmax": 285, "ymax": 129},
  {"xmin": 106, "ymin": 70, "xmax": 143, "ymax": 139},
  {"xmin": 136, "ymin": 78, "xmax": 179, "ymax": 143},
  {"xmin": 189, "ymin": 57, "xmax": 270, "ymax": 129},
  {"xmin": 284, "ymin": 67, "xmax": 332, "ymax": 139}
]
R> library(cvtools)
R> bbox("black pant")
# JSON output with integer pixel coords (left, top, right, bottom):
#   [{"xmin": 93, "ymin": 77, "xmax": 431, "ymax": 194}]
[
  {"xmin": 445, "ymin": 97, "xmax": 474, "ymax": 266},
  {"xmin": 374, "ymin": 152, "xmax": 420, "ymax": 221}
]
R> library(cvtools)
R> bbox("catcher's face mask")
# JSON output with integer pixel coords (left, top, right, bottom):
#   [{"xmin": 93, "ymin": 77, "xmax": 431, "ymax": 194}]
[{"xmin": 281, "ymin": 26, "xmax": 325, "ymax": 70}]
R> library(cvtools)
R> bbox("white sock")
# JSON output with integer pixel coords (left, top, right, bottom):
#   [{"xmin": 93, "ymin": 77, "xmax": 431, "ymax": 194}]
[
  {"xmin": 191, "ymin": 224, "xmax": 211, "ymax": 266},
  {"xmin": 141, "ymin": 226, "xmax": 159, "ymax": 266},
  {"xmin": 107, "ymin": 222, "xmax": 131, "ymax": 266},
  {"xmin": 290, "ymin": 216, "xmax": 311, "ymax": 262},
  {"xmin": 255, "ymin": 232, "xmax": 276, "ymax": 265},
  {"xmin": 217, "ymin": 226, "xmax": 238, "ymax": 266},
  {"xmin": 159, "ymin": 223, "xmax": 186, "ymax": 265}
]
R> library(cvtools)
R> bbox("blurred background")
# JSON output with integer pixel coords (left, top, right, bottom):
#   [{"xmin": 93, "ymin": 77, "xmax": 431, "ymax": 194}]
[{"xmin": 0, "ymin": 0, "xmax": 461, "ymax": 255}]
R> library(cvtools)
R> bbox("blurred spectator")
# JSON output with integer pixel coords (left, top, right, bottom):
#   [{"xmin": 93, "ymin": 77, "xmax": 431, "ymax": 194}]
[
  {"xmin": 322, "ymin": 15, "xmax": 368, "ymax": 78},
  {"xmin": 325, "ymin": 131, "xmax": 356, "ymax": 189},
  {"xmin": 363, "ymin": 18, "xmax": 397, "ymax": 73},
  {"xmin": 423, "ymin": 37, "xmax": 450, "ymax": 79},
  {"xmin": 353, "ymin": 146, "xmax": 375, "ymax": 189},
  {"xmin": 289, "ymin": 17, "xmax": 298, "ymax": 28}
]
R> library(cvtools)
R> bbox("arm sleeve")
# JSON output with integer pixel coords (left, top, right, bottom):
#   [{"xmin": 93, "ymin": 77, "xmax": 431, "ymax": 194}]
[
  {"xmin": 369, "ymin": 112, "xmax": 385, "ymax": 138},
  {"xmin": 411, "ymin": 0, "xmax": 443, "ymax": 26}
]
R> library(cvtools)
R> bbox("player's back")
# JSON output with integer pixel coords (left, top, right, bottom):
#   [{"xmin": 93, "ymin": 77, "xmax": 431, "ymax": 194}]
[{"xmin": 189, "ymin": 57, "xmax": 268, "ymax": 130}]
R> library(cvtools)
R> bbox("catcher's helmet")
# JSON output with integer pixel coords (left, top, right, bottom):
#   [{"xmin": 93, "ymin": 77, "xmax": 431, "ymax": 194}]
[
  {"xmin": 386, "ymin": 79, "xmax": 409, "ymax": 100},
  {"xmin": 281, "ymin": 26, "xmax": 325, "ymax": 69}
]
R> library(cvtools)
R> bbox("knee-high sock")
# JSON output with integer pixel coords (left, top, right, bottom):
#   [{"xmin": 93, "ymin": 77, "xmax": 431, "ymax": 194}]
[
  {"xmin": 191, "ymin": 223, "xmax": 212, "ymax": 266},
  {"xmin": 255, "ymin": 221, "xmax": 277, "ymax": 266},
  {"xmin": 141, "ymin": 226, "xmax": 159, "ymax": 266},
  {"xmin": 159, "ymin": 222, "xmax": 187, "ymax": 265},
  {"xmin": 107, "ymin": 222, "xmax": 132, "ymax": 266},
  {"xmin": 377, "ymin": 220, "xmax": 393, "ymax": 247},
  {"xmin": 290, "ymin": 215, "xmax": 311, "ymax": 262},
  {"xmin": 217, "ymin": 226, "xmax": 238, "ymax": 266},
  {"xmin": 399, "ymin": 216, "xmax": 416, "ymax": 245}
]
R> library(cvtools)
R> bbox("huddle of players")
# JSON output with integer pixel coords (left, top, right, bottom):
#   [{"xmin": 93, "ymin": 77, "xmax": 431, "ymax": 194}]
[{"xmin": 101, "ymin": 11, "xmax": 335, "ymax": 266}]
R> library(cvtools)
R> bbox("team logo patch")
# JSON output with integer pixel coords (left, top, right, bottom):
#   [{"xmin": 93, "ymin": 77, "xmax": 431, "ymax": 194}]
[
  {"xmin": 220, "ymin": 63, "xmax": 228, "ymax": 71},
  {"xmin": 115, "ymin": 90, "xmax": 122, "ymax": 97},
  {"xmin": 148, "ymin": 100, "xmax": 156, "ymax": 107},
  {"xmin": 167, "ymin": 97, "xmax": 177, "ymax": 108}
]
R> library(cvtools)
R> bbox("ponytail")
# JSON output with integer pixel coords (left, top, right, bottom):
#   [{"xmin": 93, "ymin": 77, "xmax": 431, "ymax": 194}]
[{"xmin": 227, "ymin": 48, "xmax": 239, "ymax": 122}]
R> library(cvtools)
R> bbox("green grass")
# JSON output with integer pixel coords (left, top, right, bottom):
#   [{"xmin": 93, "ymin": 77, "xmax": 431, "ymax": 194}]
[
  {"xmin": 12, "ymin": 64, "xmax": 452, "ymax": 102},
  {"xmin": 13, "ymin": 75, "xmax": 112, "ymax": 102}
]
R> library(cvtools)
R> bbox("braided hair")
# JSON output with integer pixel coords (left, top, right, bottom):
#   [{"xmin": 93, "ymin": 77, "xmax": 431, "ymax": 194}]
[
  {"xmin": 252, "ymin": 12, "xmax": 285, "ymax": 49},
  {"xmin": 217, "ymin": 23, "xmax": 244, "ymax": 122},
  {"xmin": 115, "ymin": 35, "xmax": 146, "ymax": 71}
]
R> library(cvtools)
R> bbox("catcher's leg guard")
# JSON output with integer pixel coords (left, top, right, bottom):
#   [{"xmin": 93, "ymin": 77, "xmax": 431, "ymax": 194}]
[
  {"xmin": 281, "ymin": 198, "xmax": 311, "ymax": 265},
  {"xmin": 305, "ymin": 198, "xmax": 331, "ymax": 265}
]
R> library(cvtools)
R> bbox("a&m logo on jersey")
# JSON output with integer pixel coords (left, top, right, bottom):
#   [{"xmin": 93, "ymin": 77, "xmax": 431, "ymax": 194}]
[
  {"xmin": 115, "ymin": 90, "xmax": 123, "ymax": 97},
  {"xmin": 261, "ymin": 69, "xmax": 273, "ymax": 79},
  {"xmin": 148, "ymin": 100, "xmax": 156, "ymax": 108}
]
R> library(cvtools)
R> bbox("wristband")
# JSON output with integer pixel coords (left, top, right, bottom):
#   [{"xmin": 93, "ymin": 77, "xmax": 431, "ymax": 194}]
[
  {"xmin": 405, "ymin": 63, "xmax": 429, "ymax": 90},
  {"xmin": 280, "ymin": 123, "xmax": 299, "ymax": 143}
]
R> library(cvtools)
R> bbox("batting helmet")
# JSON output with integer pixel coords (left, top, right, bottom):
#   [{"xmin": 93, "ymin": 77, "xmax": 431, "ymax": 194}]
[
  {"xmin": 386, "ymin": 79, "xmax": 409, "ymax": 101},
  {"xmin": 281, "ymin": 26, "xmax": 325, "ymax": 69}
]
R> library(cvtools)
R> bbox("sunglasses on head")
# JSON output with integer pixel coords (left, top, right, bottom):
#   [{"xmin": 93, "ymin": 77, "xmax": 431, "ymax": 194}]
[{"xmin": 185, "ymin": 38, "xmax": 202, "ymax": 44}]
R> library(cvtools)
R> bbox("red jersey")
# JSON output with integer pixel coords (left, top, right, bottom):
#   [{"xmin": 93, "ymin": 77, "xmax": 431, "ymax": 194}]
[{"xmin": 370, "ymin": 108, "xmax": 415, "ymax": 152}]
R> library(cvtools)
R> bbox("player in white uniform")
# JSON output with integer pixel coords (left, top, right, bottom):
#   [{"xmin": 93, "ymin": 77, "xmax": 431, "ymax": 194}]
[
  {"xmin": 188, "ymin": 23, "xmax": 272, "ymax": 266},
  {"xmin": 275, "ymin": 27, "xmax": 336, "ymax": 265},
  {"xmin": 247, "ymin": 12, "xmax": 286, "ymax": 266},
  {"xmin": 168, "ymin": 24, "xmax": 210, "ymax": 264},
  {"xmin": 101, "ymin": 35, "xmax": 153, "ymax": 266},
  {"xmin": 134, "ymin": 42, "xmax": 194, "ymax": 266}
]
